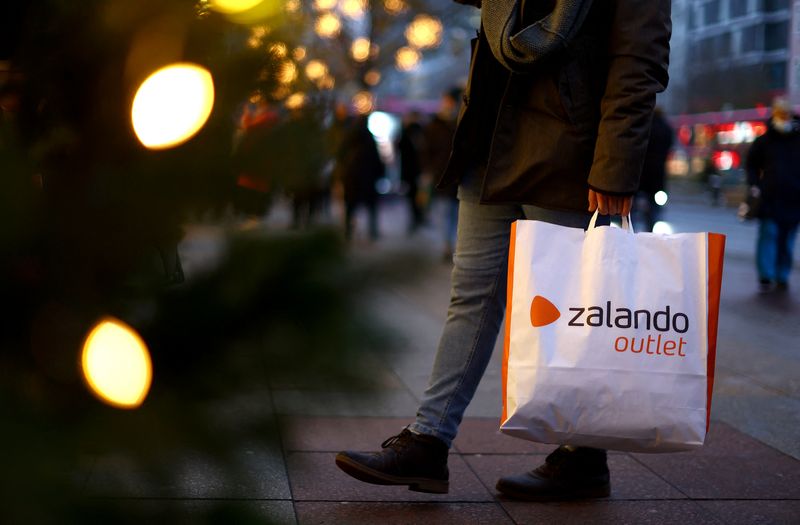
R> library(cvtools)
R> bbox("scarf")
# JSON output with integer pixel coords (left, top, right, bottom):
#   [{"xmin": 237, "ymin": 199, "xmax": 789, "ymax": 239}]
[{"xmin": 481, "ymin": 0, "xmax": 594, "ymax": 72}]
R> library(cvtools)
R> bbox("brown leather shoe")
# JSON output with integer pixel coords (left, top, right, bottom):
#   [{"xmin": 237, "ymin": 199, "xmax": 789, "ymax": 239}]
[
  {"xmin": 335, "ymin": 428, "xmax": 449, "ymax": 493},
  {"xmin": 496, "ymin": 446, "xmax": 610, "ymax": 501}
]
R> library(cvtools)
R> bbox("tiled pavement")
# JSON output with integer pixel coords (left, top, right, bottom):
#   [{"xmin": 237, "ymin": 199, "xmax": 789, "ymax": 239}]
[{"xmin": 77, "ymin": 197, "xmax": 800, "ymax": 524}]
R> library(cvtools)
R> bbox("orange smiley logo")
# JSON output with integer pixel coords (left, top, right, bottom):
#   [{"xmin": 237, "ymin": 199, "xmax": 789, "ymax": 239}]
[{"xmin": 530, "ymin": 295, "xmax": 560, "ymax": 327}]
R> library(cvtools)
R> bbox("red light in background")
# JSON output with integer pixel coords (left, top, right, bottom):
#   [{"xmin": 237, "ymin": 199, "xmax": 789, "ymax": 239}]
[{"xmin": 712, "ymin": 150, "xmax": 740, "ymax": 171}]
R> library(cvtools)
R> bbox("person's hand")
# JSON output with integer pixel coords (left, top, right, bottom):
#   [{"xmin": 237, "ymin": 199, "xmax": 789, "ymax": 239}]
[{"xmin": 588, "ymin": 189, "xmax": 633, "ymax": 216}]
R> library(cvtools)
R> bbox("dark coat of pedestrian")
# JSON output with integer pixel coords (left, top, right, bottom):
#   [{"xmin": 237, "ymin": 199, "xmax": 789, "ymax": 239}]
[
  {"xmin": 636, "ymin": 107, "xmax": 674, "ymax": 230},
  {"xmin": 746, "ymin": 97, "xmax": 800, "ymax": 291},
  {"xmin": 397, "ymin": 112, "xmax": 425, "ymax": 232}
]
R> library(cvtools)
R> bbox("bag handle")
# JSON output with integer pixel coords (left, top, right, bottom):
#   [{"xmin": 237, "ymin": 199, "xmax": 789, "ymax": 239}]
[{"xmin": 587, "ymin": 211, "xmax": 635, "ymax": 233}]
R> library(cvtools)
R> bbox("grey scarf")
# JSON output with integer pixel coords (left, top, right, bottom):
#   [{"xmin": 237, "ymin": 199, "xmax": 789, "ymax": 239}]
[{"xmin": 482, "ymin": 0, "xmax": 594, "ymax": 72}]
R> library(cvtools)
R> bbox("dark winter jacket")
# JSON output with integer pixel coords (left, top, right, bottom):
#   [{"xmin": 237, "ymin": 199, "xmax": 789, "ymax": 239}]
[
  {"xmin": 335, "ymin": 117, "xmax": 385, "ymax": 204},
  {"xmin": 439, "ymin": 0, "xmax": 671, "ymax": 212},
  {"xmin": 746, "ymin": 117, "xmax": 800, "ymax": 225}
]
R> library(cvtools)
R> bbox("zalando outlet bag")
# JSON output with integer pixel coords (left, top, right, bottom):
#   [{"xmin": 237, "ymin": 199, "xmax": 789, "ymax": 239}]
[{"xmin": 501, "ymin": 214, "xmax": 725, "ymax": 452}]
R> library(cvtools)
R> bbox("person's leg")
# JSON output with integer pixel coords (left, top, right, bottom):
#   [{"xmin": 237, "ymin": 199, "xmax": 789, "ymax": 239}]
[
  {"xmin": 776, "ymin": 221, "xmax": 799, "ymax": 288},
  {"xmin": 367, "ymin": 199, "xmax": 379, "ymax": 240},
  {"xmin": 410, "ymin": 199, "xmax": 524, "ymax": 444},
  {"xmin": 757, "ymin": 219, "xmax": 778, "ymax": 288}
]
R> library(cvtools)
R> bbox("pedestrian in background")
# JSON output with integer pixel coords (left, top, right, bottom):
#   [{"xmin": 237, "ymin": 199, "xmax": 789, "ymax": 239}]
[
  {"xmin": 397, "ymin": 110, "xmax": 425, "ymax": 234},
  {"xmin": 636, "ymin": 107, "xmax": 673, "ymax": 232},
  {"xmin": 422, "ymin": 87, "xmax": 462, "ymax": 261},
  {"xmin": 746, "ymin": 96, "xmax": 800, "ymax": 292},
  {"xmin": 334, "ymin": 114, "xmax": 384, "ymax": 241},
  {"xmin": 336, "ymin": 0, "xmax": 671, "ymax": 500}
]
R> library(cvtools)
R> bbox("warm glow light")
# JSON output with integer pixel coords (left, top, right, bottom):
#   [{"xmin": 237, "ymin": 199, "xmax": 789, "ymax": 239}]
[
  {"xmin": 405, "ymin": 15, "xmax": 443, "ymax": 49},
  {"xmin": 81, "ymin": 318, "xmax": 152, "ymax": 409},
  {"xmin": 251, "ymin": 25, "xmax": 270, "ymax": 38},
  {"xmin": 132, "ymin": 63, "xmax": 215, "ymax": 150},
  {"xmin": 314, "ymin": 0, "xmax": 337, "ymax": 9},
  {"xmin": 319, "ymin": 75, "xmax": 335, "ymax": 90},
  {"xmin": 211, "ymin": 0, "xmax": 264, "ymax": 14},
  {"xmin": 293, "ymin": 46, "xmax": 307, "ymax": 61},
  {"xmin": 278, "ymin": 60, "xmax": 298, "ymax": 84},
  {"xmin": 272, "ymin": 85, "xmax": 290, "ymax": 100},
  {"xmin": 351, "ymin": 38, "xmax": 371, "ymax": 62},
  {"xmin": 384, "ymin": 0, "xmax": 407, "ymax": 15},
  {"xmin": 285, "ymin": 92, "xmax": 306, "ymax": 109},
  {"xmin": 652, "ymin": 221, "xmax": 674, "ymax": 235},
  {"xmin": 305, "ymin": 59, "xmax": 328, "ymax": 81},
  {"xmin": 269, "ymin": 42, "xmax": 288, "ymax": 57},
  {"xmin": 247, "ymin": 36, "xmax": 261, "ymax": 48},
  {"xmin": 285, "ymin": 0, "xmax": 301, "ymax": 13},
  {"xmin": 353, "ymin": 91, "xmax": 374, "ymax": 114},
  {"xmin": 315, "ymin": 13, "xmax": 342, "ymax": 38},
  {"xmin": 654, "ymin": 191, "xmax": 669, "ymax": 206},
  {"xmin": 341, "ymin": 0, "xmax": 366, "ymax": 19},
  {"xmin": 395, "ymin": 46, "xmax": 420, "ymax": 71},
  {"xmin": 364, "ymin": 70, "xmax": 381, "ymax": 86}
]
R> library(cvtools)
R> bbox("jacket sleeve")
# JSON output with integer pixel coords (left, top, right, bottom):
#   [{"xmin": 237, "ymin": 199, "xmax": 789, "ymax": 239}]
[{"xmin": 587, "ymin": 0, "xmax": 671, "ymax": 195}]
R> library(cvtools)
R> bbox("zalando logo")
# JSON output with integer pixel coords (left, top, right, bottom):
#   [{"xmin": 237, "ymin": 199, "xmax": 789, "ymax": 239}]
[{"xmin": 529, "ymin": 295, "xmax": 691, "ymax": 357}]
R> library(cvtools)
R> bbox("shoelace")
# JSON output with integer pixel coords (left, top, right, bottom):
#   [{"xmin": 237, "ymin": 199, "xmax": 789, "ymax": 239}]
[{"xmin": 381, "ymin": 428, "xmax": 414, "ymax": 449}]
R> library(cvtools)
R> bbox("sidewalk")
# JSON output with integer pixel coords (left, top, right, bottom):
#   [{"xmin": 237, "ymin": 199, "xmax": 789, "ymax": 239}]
[{"xmin": 78, "ymin": 196, "xmax": 800, "ymax": 524}]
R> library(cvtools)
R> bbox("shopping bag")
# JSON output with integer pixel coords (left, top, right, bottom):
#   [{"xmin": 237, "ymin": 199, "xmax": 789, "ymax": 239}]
[{"xmin": 501, "ymin": 213, "xmax": 725, "ymax": 452}]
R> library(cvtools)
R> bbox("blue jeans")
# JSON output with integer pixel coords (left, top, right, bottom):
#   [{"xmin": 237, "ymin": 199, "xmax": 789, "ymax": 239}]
[
  {"xmin": 409, "ymin": 197, "xmax": 605, "ymax": 447},
  {"xmin": 757, "ymin": 219, "xmax": 798, "ymax": 284}
]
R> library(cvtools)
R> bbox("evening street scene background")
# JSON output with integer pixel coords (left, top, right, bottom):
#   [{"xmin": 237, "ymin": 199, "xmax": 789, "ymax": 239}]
[{"xmin": 1, "ymin": 1, "xmax": 799, "ymax": 524}]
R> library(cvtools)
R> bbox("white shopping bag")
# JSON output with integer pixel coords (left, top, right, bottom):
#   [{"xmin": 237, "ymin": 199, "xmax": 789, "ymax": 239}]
[{"xmin": 501, "ymin": 214, "xmax": 725, "ymax": 452}]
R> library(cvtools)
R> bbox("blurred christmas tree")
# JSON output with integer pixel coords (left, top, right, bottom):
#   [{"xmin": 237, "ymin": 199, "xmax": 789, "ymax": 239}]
[{"xmin": 0, "ymin": 0, "xmax": 462, "ymax": 521}]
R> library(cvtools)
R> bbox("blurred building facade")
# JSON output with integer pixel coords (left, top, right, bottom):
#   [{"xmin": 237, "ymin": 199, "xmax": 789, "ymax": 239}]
[{"xmin": 665, "ymin": 0, "xmax": 799, "ymax": 114}]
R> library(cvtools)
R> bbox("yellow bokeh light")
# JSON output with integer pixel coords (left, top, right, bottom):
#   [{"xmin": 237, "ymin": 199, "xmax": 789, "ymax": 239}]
[
  {"xmin": 352, "ymin": 90, "xmax": 374, "ymax": 114},
  {"xmin": 131, "ymin": 63, "xmax": 215, "ymax": 150},
  {"xmin": 293, "ymin": 46, "xmax": 307, "ymax": 61},
  {"xmin": 269, "ymin": 42, "xmax": 288, "ymax": 58},
  {"xmin": 251, "ymin": 25, "xmax": 270, "ymax": 38},
  {"xmin": 395, "ymin": 46, "xmax": 420, "ymax": 71},
  {"xmin": 364, "ymin": 69, "xmax": 381, "ymax": 86},
  {"xmin": 285, "ymin": 92, "xmax": 307, "ymax": 109},
  {"xmin": 351, "ymin": 38, "xmax": 371, "ymax": 62},
  {"xmin": 384, "ymin": 0, "xmax": 407, "ymax": 15},
  {"xmin": 315, "ymin": 13, "xmax": 342, "ymax": 38},
  {"xmin": 81, "ymin": 318, "xmax": 153, "ymax": 409},
  {"xmin": 341, "ymin": 0, "xmax": 366, "ymax": 19},
  {"xmin": 305, "ymin": 59, "xmax": 328, "ymax": 81},
  {"xmin": 285, "ymin": 0, "xmax": 301, "ymax": 12},
  {"xmin": 314, "ymin": 0, "xmax": 338, "ymax": 9},
  {"xmin": 211, "ymin": 0, "xmax": 264, "ymax": 14},
  {"xmin": 318, "ymin": 74, "xmax": 336, "ymax": 90},
  {"xmin": 405, "ymin": 15, "xmax": 443, "ymax": 49},
  {"xmin": 278, "ymin": 60, "xmax": 298, "ymax": 84}
]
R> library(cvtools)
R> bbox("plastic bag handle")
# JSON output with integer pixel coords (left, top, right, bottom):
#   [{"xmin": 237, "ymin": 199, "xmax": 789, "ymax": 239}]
[{"xmin": 587, "ymin": 211, "xmax": 635, "ymax": 233}]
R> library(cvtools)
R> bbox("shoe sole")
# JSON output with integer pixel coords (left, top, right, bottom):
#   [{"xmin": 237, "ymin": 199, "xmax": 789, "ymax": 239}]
[
  {"xmin": 334, "ymin": 453, "xmax": 449, "ymax": 494},
  {"xmin": 496, "ymin": 481, "xmax": 610, "ymax": 502}
]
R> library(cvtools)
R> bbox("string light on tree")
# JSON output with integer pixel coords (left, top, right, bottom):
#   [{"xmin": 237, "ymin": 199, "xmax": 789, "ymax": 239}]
[
  {"xmin": 269, "ymin": 42, "xmax": 288, "ymax": 58},
  {"xmin": 131, "ymin": 63, "xmax": 215, "ymax": 149},
  {"xmin": 352, "ymin": 90, "xmax": 374, "ymax": 114},
  {"xmin": 341, "ymin": 0, "xmax": 367, "ymax": 19},
  {"xmin": 319, "ymin": 75, "xmax": 336, "ymax": 90},
  {"xmin": 351, "ymin": 38, "xmax": 371, "ymax": 62},
  {"xmin": 277, "ymin": 60, "xmax": 298, "ymax": 84},
  {"xmin": 364, "ymin": 69, "xmax": 381, "ymax": 86},
  {"xmin": 315, "ymin": 13, "xmax": 342, "ymax": 38},
  {"xmin": 395, "ymin": 46, "xmax": 420, "ymax": 71},
  {"xmin": 384, "ymin": 0, "xmax": 408, "ymax": 15},
  {"xmin": 285, "ymin": 0, "xmax": 301, "ymax": 13},
  {"xmin": 293, "ymin": 46, "xmax": 307, "ymax": 61},
  {"xmin": 285, "ymin": 92, "xmax": 307, "ymax": 109},
  {"xmin": 405, "ymin": 15, "xmax": 443, "ymax": 49},
  {"xmin": 305, "ymin": 59, "xmax": 328, "ymax": 81},
  {"xmin": 314, "ymin": 0, "xmax": 338, "ymax": 10}
]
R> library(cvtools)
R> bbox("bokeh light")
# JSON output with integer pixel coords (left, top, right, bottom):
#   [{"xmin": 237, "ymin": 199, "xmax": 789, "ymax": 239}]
[
  {"xmin": 351, "ymin": 38, "xmax": 371, "ymax": 62},
  {"xmin": 654, "ymin": 190, "xmax": 669, "ymax": 206},
  {"xmin": 364, "ymin": 69, "xmax": 381, "ymax": 86},
  {"xmin": 341, "ymin": 0, "xmax": 367, "ymax": 19},
  {"xmin": 395, "ymin": 47, "xmax": 420, "ymax": 71},
  {"xmin": 353, "ymin": 90, "xmax": 374, "ymax": 114},
  {"xmin": 319, "ymin": 75, "xmax": 336, "ymax": 90},
  {"xmin": 269, "ymin": 42, "xmax": 288, "ymax": 58},
  {"xmin": 285, "ymin": 92, "xmax": 307, "ymax": 109},
  {"xmin": 652, "ymin": 221, "xmax": 674, "ymax": 235},
  {"xmin": 405, "ymin": 15, "xmax": 443, "ymax": 49},
  {"xmin": 293, "ymin": 46, "xmax": 307, "ymax": 61},
  {"xmin": 210, "ymin": 0, "xmax": 264, "ymax": 14},
  {"xmin": 384, "ymin": 0, "xmax": 408, "ymax": 15},
  {"xmin": 285, "ymin": 0, "xmax": 301, "ymax": 13},
  {"xmin": 314, "ymin": 0, "xmax": 337, "ymax": 10},
  {"xmin": 81, "ymin": 318, "xmax": 153, "ymax": 409},
  {"xmin": 305, "ymin": 59, "xmax": 328, "ymax": 81},
  {"xmin": 315, "ymin": 13, "xmax": 342, "ymax": 38},
  {"xmin": 131, "ymin": 63, "xmax": 215, "ymax": 150},
  {"xmin": 278, "ymin": 60, "xmax": 298, "ymax": 84}
]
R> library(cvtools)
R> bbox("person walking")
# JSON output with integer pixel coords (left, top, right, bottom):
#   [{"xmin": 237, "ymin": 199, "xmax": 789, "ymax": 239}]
[
  {"xmin": 397, "ymin": 111, "xmax": 426, "ymax": 234},
  {"xmin": 336, "ymin": 0, "xmax": 670, "ymax": 500},
  {"xmin": 746, "ymin": 96, "xmax": 800, "ymax": 292},
  {"xmin": 422, "ymin": 88, "xmax": 462, "ymax": 261}
]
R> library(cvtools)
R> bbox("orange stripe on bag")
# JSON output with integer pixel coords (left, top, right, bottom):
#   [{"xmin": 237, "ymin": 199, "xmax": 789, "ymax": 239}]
[
  {"xmin": 502, "ymin": 221, "xmax": 517, "ymax": 425},
  {"xmin": 706, "ymin": 233, "xmax": 725, "ymax": 432}
]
